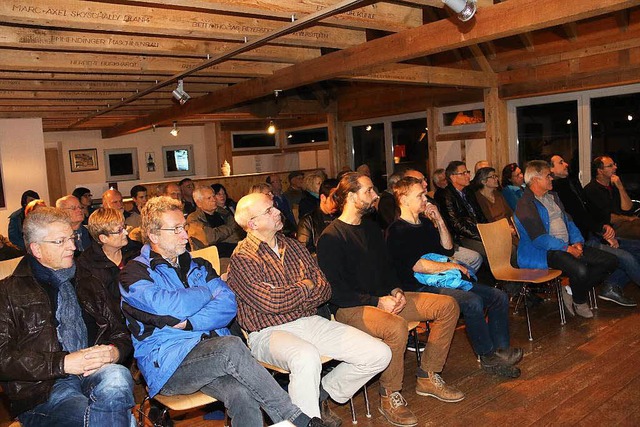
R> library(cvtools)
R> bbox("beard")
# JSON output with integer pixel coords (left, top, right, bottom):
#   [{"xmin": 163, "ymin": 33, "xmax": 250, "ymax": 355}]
[{"xmin": 355, "ymin": 198, "xmax": 376, "ymax": 216}]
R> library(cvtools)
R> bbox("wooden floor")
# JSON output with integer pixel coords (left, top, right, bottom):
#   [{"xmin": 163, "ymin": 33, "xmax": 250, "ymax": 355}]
[{"xmin": 3, "ymin": 285, "xmax": 640, "ymax": 426}]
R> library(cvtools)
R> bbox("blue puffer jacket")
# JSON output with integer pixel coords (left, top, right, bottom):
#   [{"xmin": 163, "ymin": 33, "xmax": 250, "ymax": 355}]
[
  {"xmin": 120, "ymin": 244, "xmax": 236, "ymax": 397},
  {"xmin": 514, "ymin": 188, "xmax": 583, "ymax": 269}
]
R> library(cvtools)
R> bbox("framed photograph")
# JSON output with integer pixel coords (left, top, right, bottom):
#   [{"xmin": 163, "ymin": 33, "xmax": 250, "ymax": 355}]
[
  {"xmin": 69, "ymin": 149, "xmax": 99, "ymax": 172},
  {"xmin": 163, "ymin": 145, "xmax": 194, "ymax": 177},
  {"xmin": 104, "ymin": 148, "xmax": 139, "ymax": 181}
]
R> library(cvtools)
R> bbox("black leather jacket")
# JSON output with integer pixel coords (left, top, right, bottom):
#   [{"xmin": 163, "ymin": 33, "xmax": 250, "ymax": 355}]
[
  {"xmin": 434, "ymin": 184, "xmax": 487, "ymax": 241},
  {"xmin": 0, "ymin": 256, "xmax": 132, "ymax": 417},
  {"xmin": 297, "ymin": 208, "xmax": 337, "ymax": 254}
]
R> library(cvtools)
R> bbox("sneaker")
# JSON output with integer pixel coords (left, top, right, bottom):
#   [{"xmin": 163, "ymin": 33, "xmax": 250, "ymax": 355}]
[
  {"xmin": 561, "ymin": 286, "xmax": 575, "ymax": 316},
  {"xmin": 415, "ymin": 372, "xmax": 465, "ymax": 402},
  {"xmin": 480, "ymin": 353, "xmax": 521, "ymax": 378},
  {"xmin": 406, "ymin": 339, "xmax": 425, "ymax": 353},
  {"xmin": 320, "ymin": 399, "xmax": 342, "ymax": 427},
  {"xmin": 379, "ymin": 391, "xmax": 418, "ymax": 427},
  {"xmin": 598, "ymin": 286, "xmax": 637, "ymax": 307},
  {"xmin": 573, "ymin": 302, "xmax": 594, "ymax": 318},
  {"xmin": 494, "ymin": 347, "xmax": 524, "ymax": 365}
]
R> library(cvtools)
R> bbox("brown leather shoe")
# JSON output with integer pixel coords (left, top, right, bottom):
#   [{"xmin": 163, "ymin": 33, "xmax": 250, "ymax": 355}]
[
  {"xmin": 415, "ymin": 372, "xmax": 465, "ymax": 402},
  {"xmin": 379, "ymin": 391, "xmax": 418, "ymax": 426},
  {"xmin": 320, "ymin": 399, "xmax": 342, "ymax": 427}
]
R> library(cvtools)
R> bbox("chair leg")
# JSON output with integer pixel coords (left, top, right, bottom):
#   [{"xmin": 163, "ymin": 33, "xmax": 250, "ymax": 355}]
[
  {"xmin": 522, "ymin": 285, "xmax": 533, "ymax": 341},
  {"xmin": 555, "ymin": 279, "xmax": 566, "ymax": 325},
  {"xmin": 589, "ymin": 288, "xmax": 599, "ymax": 310},
  {"xmin": 137, "ymin": 395, "xmax": 150, "ymax": 427},
  {"xmin": 349, "ymin": 397, "xmax": 358, "ymax": 424},
  {"xmin": 223, "ymin": 409, "xmax": 229, "ymax": 427},
  {"xmin": 409, "ymin": 328, "xmax": 422, "ymax": 366},
  {"xmin": 362, "ymin": 383, "xmax": 371, "ymax": 418}
]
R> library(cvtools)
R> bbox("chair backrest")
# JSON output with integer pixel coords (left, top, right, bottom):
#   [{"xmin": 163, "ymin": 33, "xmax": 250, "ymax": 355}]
[
  {"xmin": 190, "ymin": 246, "xmax": 221, "ymax": 275},
  {"xmin": 0, "ymin": 256, "xmax": 22, "ymax": 281},
  {"xmin": 477, "ymin": 218, "xmax": 514, "ymax": 275}
]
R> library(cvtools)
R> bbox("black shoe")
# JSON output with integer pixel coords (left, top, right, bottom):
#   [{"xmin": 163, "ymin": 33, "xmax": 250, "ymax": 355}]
[
  {"xmin": 309, "ymin": 417, "xmax": 330, "ymax": 427},
  {"xmin": 494, "ymin": 347, "xmax": 523, "ymax": 365},
  {"xmin": 598, "ymin": 286, "xmax": 637, "ymax": 307},
  {"xmin": 480, "ymin": 353, "xmax": 521, "ymax": 378},
  {"xmin": 148, "ymin": 402, "xmax": 173, "ymax": 427},
  {"xmin": 406, "ymin": 340, "xmax": 425, "ymax": 352},
  {"xmin": 320, "ymin": 399, "xmax": 342, "ymax": 427}
]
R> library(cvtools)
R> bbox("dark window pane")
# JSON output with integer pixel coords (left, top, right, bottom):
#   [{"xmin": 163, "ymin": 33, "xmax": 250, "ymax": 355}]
[
  {"xmin": 391, "ymin": 117, "xmax": 428, "ymax": 175},
  {"xmin": 591, "ymin": 92, "xmax": 640, "ymax": 198},
  {"xmin": 286, "ymin": 127, "xmax": 328, "ymax": 145},
  {"xmin": 233, "ymin": 133, "xmax": 277, "ymax": 149},
  {"xmin": 517, "ymin": 100, "xmax": 579, "ymax": 178},
  {"xmin": 108, "ymin": 153, "xmax": 134, "ymax": 176},
  {"xmin": 353, "ymin": 123, "xmax": 386, "ymax": 190}
]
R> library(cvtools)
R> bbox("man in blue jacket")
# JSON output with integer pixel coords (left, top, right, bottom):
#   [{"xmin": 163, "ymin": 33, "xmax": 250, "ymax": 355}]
[
  {"xmin": 120, "ymin": 196, "xmax": 326, "ymax": 427},
  {"xmin": 514, "ymin": 161, "xmax": 618, "ymax": 319}
]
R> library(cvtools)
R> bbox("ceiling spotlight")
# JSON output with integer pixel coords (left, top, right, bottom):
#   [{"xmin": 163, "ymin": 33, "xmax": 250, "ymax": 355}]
[
  {"xmin": 442, "ymin": 0, "xmax": 477, "ymax": 22},
  {"xmin": 170, "ymin": 121, "xmax": 179, "ymax": 137},
  {"xmin": 628, "ymin": 114, "xmax": 634, "ymax": 121},
  {"xmin": 267, "ymin": 120, "xmax": 277, "ymax": 135},
  {"xmin": 172, "ymin": 79, "xmax": 190, "ymax": 105},
  {"xmin": 365, "ymin": 125, "xmax": 372, "ymax": 131},
  {"xmin": 566, "ymin": 119, "xmax": 572, "ymax": 125}
]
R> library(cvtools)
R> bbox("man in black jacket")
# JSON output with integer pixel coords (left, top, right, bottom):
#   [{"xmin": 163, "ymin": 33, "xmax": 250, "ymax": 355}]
[
  {"xmin": 297, "ymin": 179, "xmax": 339, "ymax": 254},
  {"xmin": 435, "ymin": 161, "xmax": 488, "ymax": 260},
  {"xmin": 0, "ymin": 207, "xmax": 135, "ymax": 427}
]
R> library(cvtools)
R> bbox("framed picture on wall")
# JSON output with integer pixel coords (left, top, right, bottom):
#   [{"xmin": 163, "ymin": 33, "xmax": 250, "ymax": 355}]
[
  {"xmin": 69, "ymin": 149, "xmax": 99, "ymax": 172},
  {"xmin": 104, "ymin": 148, "xmax": 139, "ymax": 181}
]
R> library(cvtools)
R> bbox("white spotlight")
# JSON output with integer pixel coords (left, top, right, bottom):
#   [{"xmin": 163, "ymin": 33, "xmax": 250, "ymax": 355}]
[
  {"xmin": 170, "ymin": 121, "xmax": 179, "ymax": 137},
  {"xmin": 172, "ymin": 80, "xmax": 191, "ymax": 105},
  {"xmin": 442, "ymin": 0, "xmax": 477, "ymax": 22},
  {"xmin": 267, "ymin": 120, "xmax": 276, "ymax": 135}
]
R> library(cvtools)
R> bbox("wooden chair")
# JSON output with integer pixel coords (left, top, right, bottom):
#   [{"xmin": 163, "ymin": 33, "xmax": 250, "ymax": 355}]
[
  {"xmin": 190, "ymin": 245, "xmax": 221, "ymax": 275},
  {"xmin": 138, "ymin": 390, "xmax": 228, "ymax": 427},
  {"xmin": 0, "ymin": 256, "xmax": 22, "ymax": 280},
  {"xmin": 477, "ymin": 218, "xmax": 563, "ymax": 341}
]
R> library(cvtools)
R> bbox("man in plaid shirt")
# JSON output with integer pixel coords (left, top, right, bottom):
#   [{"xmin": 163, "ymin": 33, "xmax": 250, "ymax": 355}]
[{"xmin": 228, "ymin": 193, "xmax": 391, "ymax": 427}]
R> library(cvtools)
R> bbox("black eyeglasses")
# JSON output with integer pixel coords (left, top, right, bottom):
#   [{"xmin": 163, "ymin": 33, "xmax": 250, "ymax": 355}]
[
  {"xmin": 452, "ymin": 171, "xmax": 471, "ymax": 176},
  {"xmin": 106, "ymin": 227, "xmax": 127, "ymax": 235},
  {"xmin": 158, "ymin": 224, "xmax": 186, "ymax": 234}
]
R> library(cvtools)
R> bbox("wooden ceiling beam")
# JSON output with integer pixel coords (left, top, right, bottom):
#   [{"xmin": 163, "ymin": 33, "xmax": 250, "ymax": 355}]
[
  {"xmin": 0, "ymin": 71, "xmax": 243, "ymax": 84},
  {"xmin": 0, "ymin": 26, "xmax": 321, "ymax": 63},
  {"xmin": 467, "ymin": 44, "xmax": 493, "ymax": 73},
  {"xmin": 95, "ymin": 0, "xmax": 423, "ymax": 33},
  {"xmin": 103, "ymin": 0, "xmax": 638, "ymax": 138},
  {"xmin": 1, "ymin": 0, "xmax": 366, "ymax": 49},
  {"xmin": 344, "ymin": 63, "xmax": 497, "ymax": 87},
  {"xmin": 518, "ymin": 32, "xmax": 535, "ymax": 51},
  {"xmin": 0, "ymin": 80, "xmax": 226, "ymax": 92},
  {"xmin": 615, "ymin": 9, "xmax": 631, "ymax": 31},
  {"xmin": 0, "ymin": 49, "xmax": 287, "ymax": 77},
  {"xmin": 562, "ymin": 22, "xmax": 579, "ymax": 41}
]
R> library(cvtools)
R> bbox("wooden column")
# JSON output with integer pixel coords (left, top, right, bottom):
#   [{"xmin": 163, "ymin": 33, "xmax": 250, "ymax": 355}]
[
  {"xmin": 203, "ymin": 123, "xmax": 218, "ymax": 176},
  {"xmin": 327, "ymin": 110, "xmax": 347, "ymax": 176},
  {"xmin": 427, "ymin": 106, "xmax": 439, "ymax": 180},
  {"xmin": 213, "ymin": 122, "xmax": 233, "ymax": 175},
  {"xmin": 484, "ymin": 87, "xmax": 509, "ymax": 171}
]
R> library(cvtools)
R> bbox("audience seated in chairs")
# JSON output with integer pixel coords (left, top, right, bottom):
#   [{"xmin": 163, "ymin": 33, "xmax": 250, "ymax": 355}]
[
  {"xmin": 284, "ymin": 171, "xmax": 305, "ymax": 211},
  {"xmin": 386, "ymin": 177, "xmax": 521, "ymax": 379},
  {"xmin": 376, "ymin": 172, "xmax": 403, "ymax": 230},
  {"xmin": 125, "ymin": 184, "xmax": 147, "ymax": 230},
  {"xmin": 8, "ymin": 189, "xmax": 39, "ymax": 251},
  {"xmin": 299, "ymin": 171, "xmax": 326, "ymax": 219},
  {"xmin": 0, "ymin": 207, "xmax": 135, "ymax": 427},
  {"xmin": 227, "ymin": 192, "xmax": 391, "ymax": 426},
  {"xmin": 584, "ymin": 155, "xmax": 640, "ymax": 240},
  {"xmin": 77, "ymin": 208, "xmax": 140, "ymax": 313},
  {"xmin": 501, "ymin": 163, "xmax": 525, "ymax": 211},
  {"xmin": 514, "ymin": 160, "xmax": 619, "ymax": 319},
  {"xmin": 56, "ymin": 195, "xmax": 92, "ymax": 254},
  {"xmin": 435, "ymin": 161, "xmax": 489, "ymax": 263},
  {"xmin": 268, "ymin": 173, "xmax": 298, "ymax": 229},
  {"xmin": 72, "ymin": 187, "xmax": 93, "ymax": 225},
  {"xmin": 211, "ymin": 183, "xmax": 237, "ymax": 214},
  {"xmin": 297, "ymin": 178, "xmax": 339, "ymax": 254},
  {"xmin": 119, "ymin": 196, "xmax": 326, "ymax": 427},
  {"xmin": 549, "ymin": 154, "xmax": 637, "ymax": 307},
  {"xmin": 186, "ymin": 186, "xmax": 245, "ymax": 258},
  {"xmin": 179, "ymin": 178, "xmax": 197, "ymax": 216},
  {"xmin": 317, "ymin": 172, "xmax": 463, "ymax": 427},
  {"xmin": 249, "ymin": 182, "xmax": 296, "ymax": 237},
  {"xmin": 474, "ymin": 167, "xmax": 519, "ymax": 250}
]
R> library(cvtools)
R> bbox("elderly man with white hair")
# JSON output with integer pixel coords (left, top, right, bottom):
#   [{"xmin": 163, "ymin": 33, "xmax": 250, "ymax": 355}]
[
  {"xmin": 56, "ymin": 195, "xmax": 92, "ymax": 253},
  {"xmin": 186, "ymin": 186, "xmax": 244, "ymax": 256},
  {"xmin": 227, "ymin": 192, "xmax": 391, "ymax": 426}
]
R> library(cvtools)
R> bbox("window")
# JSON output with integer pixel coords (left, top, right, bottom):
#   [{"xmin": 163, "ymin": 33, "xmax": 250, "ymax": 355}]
[
  {"xmin": 352, "ymin": 123, "xmax": 386, "ymax": 190},
  {"xmin": 391, "ymin": 117, "xmax": 428, "ymax": 172},
  {"xmin": 232, "ymin": 132, "xmax": 277, "ymax": 151},
  {"xmin": 439, "ymin": 103, "xmax": 486, "ymax": 134},
  {"xmin": 162, "ymin": 145, "xmax": 194, "ymax": 178},
  {"xmin": 285, "ymin": 127, "xmax": 328, "ymax": 146},
  {"xmin": 104, "ymin": 148, "xmax": 139, "ymax": 182}
]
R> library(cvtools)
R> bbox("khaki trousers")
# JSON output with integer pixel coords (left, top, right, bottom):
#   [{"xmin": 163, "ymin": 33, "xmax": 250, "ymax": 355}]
[{"xmin": 335, "ymin": 292, "xmax": 459, "ymax": 392}]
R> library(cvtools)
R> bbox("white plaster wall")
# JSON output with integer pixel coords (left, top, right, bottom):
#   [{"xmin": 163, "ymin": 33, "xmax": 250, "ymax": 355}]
[
  {"xmin": 0, "ymin": 118, "xmax": 49, "ymax": 235},
  {"xmin": 44, "ymin": 126, "xmax": 208, "ymax": 198}
]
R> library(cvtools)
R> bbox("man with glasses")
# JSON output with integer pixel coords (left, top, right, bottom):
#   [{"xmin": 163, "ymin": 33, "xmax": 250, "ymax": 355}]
[
  {"xmin": 514, "ymin": 161, "xmax": 618, "ymax": 319},
  {"xmin": 228, "ymin": 193, "xmax": 391, "ymax": 427},
  {"xmin": 435, "ymin": 161, "xmax": 488, "ymax": 261},
  {"xmin": 56, "ymin": 195, "xmax": 92, "ymax": 253},
  {"xmin": 120, "ymin": 196, "xmax": 327, "ymax": 427},
  {"xmin": 0, "ymin": 207, "xmax": 136, "ymax": 427},
  {"xmin": 584, "ymin": 156, "xmax": 640, "ymax": 240}
]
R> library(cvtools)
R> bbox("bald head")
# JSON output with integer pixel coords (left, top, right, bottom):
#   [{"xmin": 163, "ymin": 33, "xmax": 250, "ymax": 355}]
[
  {"xmin": 102, "ymin": 189, "xmax": 124, "ymax": 213},
  {"xmin": 165, "ymin": 183, "xmax": 182, "ymax": 201},
  {"xmin": 56, "ymin": 195, "xmax": 84, "ymax": 228},
  {"xmin": 235, "ymin": 193, "xmax": 270, "ymax": 230}
]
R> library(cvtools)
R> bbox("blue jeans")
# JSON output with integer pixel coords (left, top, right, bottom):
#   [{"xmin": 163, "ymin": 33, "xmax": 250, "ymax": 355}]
[
  {"xmin": 160, "ymin": 335, "xmax": 309, "ymax": 427},
  {"xmin": 18, "ymin": 364, "xmax": 135, "ymax": 427},
  {"xmin": 587, "ymin": 237, "xmax": 640, "ymax": 290},
  {"xmin": 418, "ymin": 283, "xmax": 510, "ymax": 356}
]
